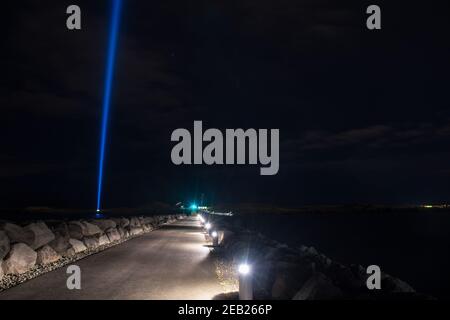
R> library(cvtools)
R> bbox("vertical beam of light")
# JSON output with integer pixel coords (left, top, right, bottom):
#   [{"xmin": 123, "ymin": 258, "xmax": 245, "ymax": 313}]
[{"xmin": 97, "ymin": 0, "xmax": 122, "ymax": 212}]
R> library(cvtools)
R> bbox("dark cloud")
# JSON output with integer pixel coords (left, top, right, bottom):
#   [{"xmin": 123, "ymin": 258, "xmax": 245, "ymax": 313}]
[{"xmin": 1, "ymin": 0, "xmax": 450, "ymax": 208}]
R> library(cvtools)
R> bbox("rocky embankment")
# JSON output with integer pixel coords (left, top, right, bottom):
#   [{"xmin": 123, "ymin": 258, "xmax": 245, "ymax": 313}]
[
  {"xmin": 0, "ymin": 214, "xmax": 184, "ymax": 291},
  {"xmin": 210, "ymin": 215, "xmax": 431, "ymax": 300}
]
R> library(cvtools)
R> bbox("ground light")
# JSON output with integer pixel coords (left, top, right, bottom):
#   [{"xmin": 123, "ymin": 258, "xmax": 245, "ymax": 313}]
[
  {"xmin": 238, "ymin": 263, "xmax": 251, "ymax": 275},
  {"xmin": 238, "ymin": 263, "xmax": 253, "ymax": 300},
  {"xmin": 211, "ymin": 231, "xmax": 218, "ymax": 246},
  {"xmin": 95, "ymin": 209, "xmax": 104, "ymax": 219}
]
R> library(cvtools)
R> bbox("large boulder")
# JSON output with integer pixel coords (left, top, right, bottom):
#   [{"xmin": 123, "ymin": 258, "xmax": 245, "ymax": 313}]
[
  {"xmin": 90, "ymin": 219, "xmax": 116, "ymax": 231},
  {"xmin": 68, "ymin": 238, "xmax": 87, "ymax": 254},
  {"xmin": 36, "ymin": 245, "xmax": 61, "ymax": 265},
  {"xmin": 129, "ymin": 217, "xmax": 141, "ymax": 227},
  {"xmin": 271, "ymin": 261, "xmax": 315, "ymax": 299},
  {"xmin": 142, "ymin": 224, "xmax": 152, "ymax": 232},
  {"xmin": 68, "ymin": 221, "xmax": 102, "ymax": 239},
  {"xmin": 83, "ymin": 236, "xmax": 99, "ymax": 250},
  {"xmin": 0, "ymin": 230, "xmax": 10, "ymax": 260},
  {"xmin": 130, "ymin": 226, "xmax": 143, "ymax": 236},
  {"xmin": 24, "ymin": 222, "xmax": 55, "ymax": 249},
  {"xmin": 3, "ymin": 223, "xmax": 34, "ymax": 246},
  {"xmin": 117, "ymin": 227, "xmax": 126, "ymax": 239},
  {"xmin": 2, "ymin": 243, "xmax": 37, "ymax": 275},
  {"xmin": 98, "ymin": 234, "xmax": 110, "ymax": 246},
  {"xmin": 143, "ymin": 217, "xmax": 155, "ymax": 224},
  {"xmin": 106, "ymin": 228, "xmax": 121, "ymax": 242},
  {"xmin": 49, "ymin": 222, "xmax": 70, "ymax": 237},
  {"xmin": 382, "ymin": 274, "xmax": 415, "ymax": 293},
  {"xmin": 293, "ymin": 272, "xmax": 343, "ymax": 300},
  {"xmin": 67, "ymin": 221, "xmax": 84, "ymax": 240},
  {"xmin": 48, "ymin": 223, "xmax": 71, "ymax": 255},
  {"xmin": 119, "ymin": 218, "xmax": 130, "ymax": 228},
  {"xmin": 326, "ymin": 262, "xmax": 364, "ymax": 293}
]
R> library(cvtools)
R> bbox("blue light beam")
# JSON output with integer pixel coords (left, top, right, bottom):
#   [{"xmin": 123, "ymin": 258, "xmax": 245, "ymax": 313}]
[{"xmin": 97, "ymin": 0, "xmax": 123, "ymax": 212}]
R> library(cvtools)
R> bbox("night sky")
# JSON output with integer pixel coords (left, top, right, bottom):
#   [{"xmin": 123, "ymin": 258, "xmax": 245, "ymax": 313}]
[{"xmin": 1, "ymin": 1, "xmax": 450, "ymax": 210}]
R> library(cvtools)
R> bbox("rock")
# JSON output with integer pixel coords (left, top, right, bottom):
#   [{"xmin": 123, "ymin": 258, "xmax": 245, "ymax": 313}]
[
  {"xmin": 117, "ymin": 227, "xmax": 125, "ymax": 239},
  {"xmin": 0, "ymin": 260, "xmax": 3, "ymax": 280},
  {"xmin": 36, "ymin": 245, "xmax": 61, "ymax": 265},
  {"xmin": 24, "ymin": 222, "xmax": 55, "ymax": 249},
  {"xmin": 69, "ymin": 221, "xmax": 102, "ymax": 239},
  {"xmin": 382, "ymin": 274, "xmax": 415, "ymax": 293},
  {"xmin": 90, "ymin": 219, "xmax": 117, "ymax": 231},
  {"xmin": 106, "ymin": 228, "xmax": 121, "ymax": 242},
  {"xmin": 305, "ymin": 246, "xmax": 318, "ymax": 256},
  {"xmin": 98, "ymin": 234, "xmax": 110, "ymax": 246},
  {"xmin": 327, "ymin": 262, "xmax": 364, "ymax": 292},
  {"xmin": 48, "ymin": 233, "xmax": 70, "ymax": 255},
  {"xmin": 142, "ymin": 224, "xmax": 152, "ymax": 232},
  {"xmin": 143, "ymin": 217, "xmax": 155, "ymax": 224},
  {"xmin": 50, "ymin": 222, "xmax": 70, "ymax": 236},
  {"xmin": 67, "ymin": 221, "xmax": 84, "ymax": 239},
  {"xmin": 219, "ymin": 229, "xmax": 235, "ymax": 246},
  {"xmin": 130, "ymin": 217, "xmax": 141, "ymax": 227},
  {"xmin": 130, "ymin": 226, "xmax": 143, "ymax": 236},
  {"xmin": 264, "ymin": 247, "xmax": 285, "ymax": 261},
  {"xmin": 0, "ymin": 230, "xmax": 10, "ymax": 260},
  {"xmin": 276, "ymin": 243, "xmax": 289, "ymax": 249},
  {"xmin": 69, "ymin": 238, "xmax": 87, "ymax": 253},
  {"xmin": 2, "ymin": 243, "xmax": 37, "ymax": 275},
  {"xmin": 3, "ymin": 223, "xmax": 34, "ymax": 246},
  {"xmin": 293, "ymin": 272, "xmax": 343, "ymax": 300},
  {"xmin": 83, "ymin": 236, "xmax": 99, "ymax": 249},
  {"xmin": 271, "ymin": 261, "xmax": 315, "ymax": 299},
  {"xmin": 252, "ymin": 261, "xmax": 276, "ymax": 296},
  {"xmin": 119, "ymin": 218, "xmax": 130, "ymax": 228},
  {"xmin": 83, "ymin": 222, "xmax": 103, "ymax": 236}
]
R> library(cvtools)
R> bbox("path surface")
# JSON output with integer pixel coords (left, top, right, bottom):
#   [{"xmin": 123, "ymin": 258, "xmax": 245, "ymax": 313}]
[{"xmin": 0, "ymin": 217, "xmax": 223, "ymax": 300}]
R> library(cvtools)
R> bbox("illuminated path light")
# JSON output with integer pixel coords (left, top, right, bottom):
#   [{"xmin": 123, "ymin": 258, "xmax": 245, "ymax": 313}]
[{"xmin": 96, "ymin": 0, "xmax": 123, "ymax": 212}]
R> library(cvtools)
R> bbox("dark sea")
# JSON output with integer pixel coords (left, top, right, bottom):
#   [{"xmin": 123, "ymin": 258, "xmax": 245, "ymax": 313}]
[{"xmin": 228, "ymin": 210, "xmax": 450, "ymax": 299}]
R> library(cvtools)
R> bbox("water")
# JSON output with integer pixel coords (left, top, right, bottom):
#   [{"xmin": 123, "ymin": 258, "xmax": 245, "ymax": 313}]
[{"xmin": 229, "ymin": 210, "xmax": 450, "ymax": 298}]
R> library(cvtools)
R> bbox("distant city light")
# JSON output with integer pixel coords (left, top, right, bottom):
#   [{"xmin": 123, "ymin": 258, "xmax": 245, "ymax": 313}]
[
  {"xmin": 190, "ymin": 203, "xmax": 198, "ymax": 210},
  {"xmin": 238, "ymin": 263, "xmax": 251, "ymax": 275},
  {"xmin": 422, "ymin": 204, "xmax": 449, "ymax": 209},
  {"xmin": 211, "ymin": 231, "xmax": 218, "ymax": 238}
]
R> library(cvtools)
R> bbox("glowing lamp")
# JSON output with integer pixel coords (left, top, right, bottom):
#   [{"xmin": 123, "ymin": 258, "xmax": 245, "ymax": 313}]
[{"xmin": 238, "ymin": 263, "xmax": 251, "ymax": 275}]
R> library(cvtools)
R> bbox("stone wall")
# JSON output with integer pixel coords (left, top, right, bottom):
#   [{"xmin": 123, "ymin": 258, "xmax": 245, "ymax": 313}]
[
  {"xmin": 208, "ymin": 214, "xmax": 430, "ymax": 300},
  {"xmin": 0, "ymin": 214, "xmax": 184, "ymax": 289}
]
